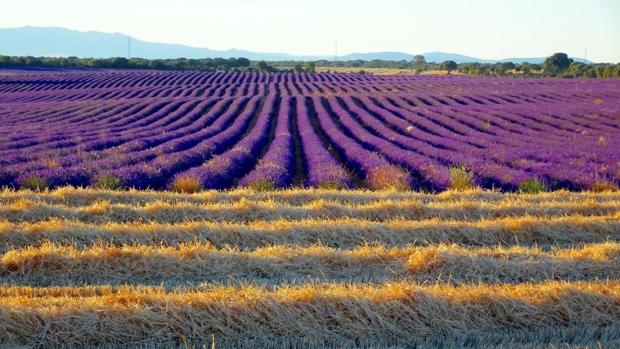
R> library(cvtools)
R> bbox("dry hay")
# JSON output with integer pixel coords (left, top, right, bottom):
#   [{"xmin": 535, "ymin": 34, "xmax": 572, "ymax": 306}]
[{"xmin": 0, "ymin": 188, "xmax": 619, "ymax": 348}]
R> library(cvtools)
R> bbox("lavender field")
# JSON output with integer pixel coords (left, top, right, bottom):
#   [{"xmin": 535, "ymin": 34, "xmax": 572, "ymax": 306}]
[{"xmin": 1, "ymin": 70, "xmax": 619, "ymax": 192}]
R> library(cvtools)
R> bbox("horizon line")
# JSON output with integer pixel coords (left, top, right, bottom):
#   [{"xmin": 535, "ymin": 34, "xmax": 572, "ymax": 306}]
[{"xmin": 0, "ymin": 25, "xmax": 598, "ymax": 63}]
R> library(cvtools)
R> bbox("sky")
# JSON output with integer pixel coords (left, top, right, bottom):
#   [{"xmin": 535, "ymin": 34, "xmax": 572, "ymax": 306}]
[{"xmin": 1, "ymin": 0, "xmax": 619, "ymax": 62}]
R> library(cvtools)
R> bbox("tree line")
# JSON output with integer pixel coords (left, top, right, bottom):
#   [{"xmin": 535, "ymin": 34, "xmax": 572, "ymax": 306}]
[
  {"xmin": 0, "ymin": 56, "xmax": 279, "ymax": 72},
  {"xmin": 0, "ymin": 53, "xmax": 618, "ymax": 77},
  {"xmin": 271, "ymin": 53, "xmax": 620, "ymax": 78},
  {"xmin": 454, "ymin": 53, "xmax": 619, "ymax": 78}
]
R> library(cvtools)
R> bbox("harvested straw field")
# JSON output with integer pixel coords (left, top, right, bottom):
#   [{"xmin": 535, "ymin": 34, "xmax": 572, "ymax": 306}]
[{"xmin": 1, "ymin": 187, "xmax": 619, "ymax": 348}]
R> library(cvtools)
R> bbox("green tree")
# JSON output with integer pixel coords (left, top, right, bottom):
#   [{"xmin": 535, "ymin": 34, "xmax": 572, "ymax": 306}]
[
  {"xmin": 23, "ymin": 56, "xmax": 41, "ymax": 66},
  {"xmin": 149, "ymin": 60, "xmax": 165, "ymax": 70},
  {"xmin": 303, "ymin": 62, "xmax": 316, "ymax": 73},
  {"xmin": 236, "ymin": 57, "xmax": 251, "ymax": 67},
  {"xmin": 294, "ymin": 63, "xmax": 304, "ymax": 73},
  {"xmin": 256, "ymin": 61, "xmax": 270, "ymax": 72},
  {"xmin": 493, "ymin": 62, "xmax": 515, "ymax": 76},
  {"xmin": 413, "ymin": 55, "xmax": 426, "ymax": 67},
  {"xmin": 502, "ymin": 62, "xmax": 515, "ymax": 71},
  {"xmin": 108, "ymin": 57, "xmax": 129, "ymax": 68},
  {"xmin": 566, "ymin": 62, "xmax": 586, "ymax": 77},
  {"xmin": 543, "ymin": 53, "xmax": 572, "ymax": 75},
  {"xmin": 440, "ymin": 60, "xmax": 458, "ymax": 74},
  {"xmin": 519, "ymin": 62, "xmax": 532, "ymax": 75}
]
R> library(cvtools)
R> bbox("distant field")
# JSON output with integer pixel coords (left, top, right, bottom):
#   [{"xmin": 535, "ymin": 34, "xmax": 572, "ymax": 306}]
[
  {"xmin": 315, "ymin": 66, "xmax": 458, "ymax": 75},
  {"xmin": 315, "ymin": 67, "xmax": 545, "ymax": 75},
  {"xmin": 0, "ymin": 187, "xmax": 619, "ymax": 347}
]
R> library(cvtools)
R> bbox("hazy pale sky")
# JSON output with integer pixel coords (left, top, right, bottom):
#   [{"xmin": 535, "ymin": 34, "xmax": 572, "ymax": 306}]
[{"xmin": 2, "ymin": 0, "xmax": 619, "ymax": 62}]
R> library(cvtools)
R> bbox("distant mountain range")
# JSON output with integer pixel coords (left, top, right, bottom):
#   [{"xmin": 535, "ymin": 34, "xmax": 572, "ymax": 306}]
[{"xmin": 0, "ymin": 26, "xmax": 592, "ymax": 64}]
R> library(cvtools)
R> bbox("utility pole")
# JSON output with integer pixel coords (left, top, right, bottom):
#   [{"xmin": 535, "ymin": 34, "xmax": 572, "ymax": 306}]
[
  {"xmin": 584, "ymin": 47, "xmax": 587, "ymax": 64},
  {"xmin": 128, "ymin": 34, "xmax": 131, "ymax": 59},
  {"xmin": 334, "ymin": 40, "xmax": 338, "ymax": 69}
]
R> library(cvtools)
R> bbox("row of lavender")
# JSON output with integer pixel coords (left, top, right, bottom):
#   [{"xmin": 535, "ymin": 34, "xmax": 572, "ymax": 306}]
[
  {"xmin": 3, "ymin": 70, "xmax": 615, "ymax": 104},
  {"xmin": 0, "ymin": 70, "xmax": 618, "ymax": 191}
]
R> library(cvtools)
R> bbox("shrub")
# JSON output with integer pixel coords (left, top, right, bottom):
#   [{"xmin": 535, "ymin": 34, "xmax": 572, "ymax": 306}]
[
  {"xmin": 591, "ymin": 180, "xmax": 619, "ymax": 192},
  {"xmin": 518, "ymin": 179, "xmax": 548, "ymax": 194},
  {"xmin": 20, "ymin": 176, "xmax": 48, "ymax": 191},
  {"xmin": 93, "ymin": 175, "xmax": 124, "ymax": 190},
  {"xmin": 449, "ymin": 165, "xmax": 475, "ymax": 191},
  {"xmin": 366, "ymin": 166, "xmax": 410, "ymax": 191},
  {"xmin": 171, "ymin": 176, "xmax": 203, "ymax": 194},
  {"xmin": 44, "ymin": 159, "xmax": 60, "ymax": 169},
  {"xmin": 247, "ymin": 180, "xmax": 276, "ymax": 192}
]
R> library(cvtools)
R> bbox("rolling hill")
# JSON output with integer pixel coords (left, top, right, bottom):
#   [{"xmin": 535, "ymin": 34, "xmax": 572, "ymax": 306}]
[{"xmin": 0, "ymin": 26, "xmax": 591, "ymax": 63}]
